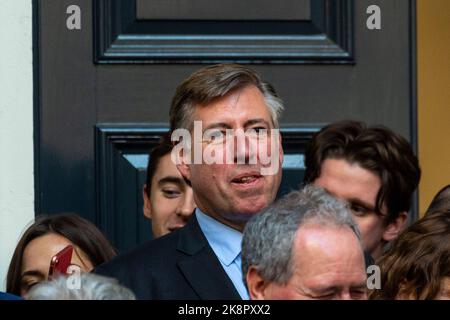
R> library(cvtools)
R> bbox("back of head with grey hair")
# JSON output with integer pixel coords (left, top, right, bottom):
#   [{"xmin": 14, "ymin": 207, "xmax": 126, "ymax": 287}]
[
  {"xmin": 169, "ymin": 63, "xmax": 284, "ymax": 132},
  {"xmin": 241, "ymin": 185, "xmax": 361, "ymax": 286},
  {"xmin": 26, "ymin": 273, "xmax": 136, "ymax": 300}
]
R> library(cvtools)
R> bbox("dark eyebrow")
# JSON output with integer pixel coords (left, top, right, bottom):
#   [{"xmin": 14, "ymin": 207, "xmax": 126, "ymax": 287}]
[
  {"xmin": 203, "ymin": 119, "xmax": 272, "ymax": 132},
  {"xmin": 348, "ymin": 198, "xmax": 376, "ymax": 212},
  {"xmin": 311, "ymin": 282, "xmax": 367, "ymax": 295},
  {"xmin": 203, "ymin": 123, "xmax": 233, "ymax": 131},
  {"xmin": 308, "ymin": 286, "xmax": 337, "ymax": 296},
  {"xmin": 21, "ymin": 270, "xmax": 45, "ymax": 279},
  {"xmin": 158, "ymin": 176, "xmax": 185, "ymax": 187},
  {"xmin": 244, "ymin": 119, "xmax": 271, "ymax": 128}
]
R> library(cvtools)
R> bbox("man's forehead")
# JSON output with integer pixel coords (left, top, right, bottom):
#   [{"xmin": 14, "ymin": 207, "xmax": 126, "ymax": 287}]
[
  {"xmin": 315, "ymin": 159, "xmax": 381, "ymax": 202},
  {"xmin": 192, "ymin": 87, "xmax": 272, "ymax": 123},
  {"xmin": 192, "ymin": 109, "xmax": 274, "ymax": 132},
  {"xmin": 293, "ymin": 226, "xmax": 363, "ymax": 265}
]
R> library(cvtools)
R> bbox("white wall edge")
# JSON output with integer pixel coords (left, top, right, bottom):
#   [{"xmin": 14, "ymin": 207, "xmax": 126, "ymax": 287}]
[{"xmin": 0, "ymin": 0, "xmax": 35, "ymax": 291}]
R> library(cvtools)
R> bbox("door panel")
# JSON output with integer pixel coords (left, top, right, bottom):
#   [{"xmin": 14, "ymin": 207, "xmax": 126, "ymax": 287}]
[{"xmin": 95, "ymin": 0, "xmax": 352, "ymax": 64}]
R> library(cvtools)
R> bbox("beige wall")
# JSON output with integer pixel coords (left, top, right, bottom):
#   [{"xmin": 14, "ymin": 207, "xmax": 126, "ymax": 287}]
[
  {"xmin": 0, "ymin": 0, "xmax": 35, "ymax": 290},
  {"xmin": 417, "ymin": 0, "xmax": 450, "ymax": 215}
]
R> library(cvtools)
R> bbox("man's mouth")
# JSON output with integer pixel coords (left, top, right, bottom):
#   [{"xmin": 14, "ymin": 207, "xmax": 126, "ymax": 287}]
[{"xmin": 231, "ymin": 173, "xmax": 263, "ymax": 186}]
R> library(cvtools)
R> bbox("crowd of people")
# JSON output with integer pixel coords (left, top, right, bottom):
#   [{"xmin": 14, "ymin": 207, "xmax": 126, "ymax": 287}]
[{"xmin": 2, "ymin": 64, "xmax": 449, "ymax": 300}]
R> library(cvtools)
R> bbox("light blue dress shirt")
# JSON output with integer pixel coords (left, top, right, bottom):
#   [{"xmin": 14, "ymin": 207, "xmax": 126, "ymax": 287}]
[{"xmin": 195, "ymin": 208, "xmax": 250, "ymax": 300}]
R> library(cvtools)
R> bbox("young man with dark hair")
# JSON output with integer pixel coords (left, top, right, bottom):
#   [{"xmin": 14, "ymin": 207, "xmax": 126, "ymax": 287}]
[
  {"xmin": 304, "ymin": 120, "xmax": 421, "ymax": 260},
  {"xmin": 143, "ymin": 134, "xmax": 195, "ymax": 238}
]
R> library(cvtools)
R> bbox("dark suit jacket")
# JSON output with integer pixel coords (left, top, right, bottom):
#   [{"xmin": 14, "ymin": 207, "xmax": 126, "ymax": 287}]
[{"xmin": 94, "ymin": 213, "xmax": 241, "ymax": 300}]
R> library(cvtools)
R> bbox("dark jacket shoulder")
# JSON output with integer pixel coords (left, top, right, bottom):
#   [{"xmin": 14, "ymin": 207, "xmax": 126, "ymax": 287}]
[{"xmin": 94, "ymin": 214, "xmax": 241, "ymax": 300}]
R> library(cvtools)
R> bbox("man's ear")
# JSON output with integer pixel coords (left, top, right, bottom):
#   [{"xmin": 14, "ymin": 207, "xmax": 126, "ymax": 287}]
[
  {"xmin": 142, "ymin": 186, "xmax": 152, "ymax": 219},
  {"xmin": 383, "ymin": 211, "xmax": 408, "ymax": 242},
  {"xmin": 278, "ymin": 131, "xmax": 284, "ymax": 166},
  {"xmin": 172, "ymin": 139, "xmax": 192, "ymax": 182},
  {"xmin": 246, "ymin": 266, "xmax": 269, "ymax": 300},
  {"xmin": 176, "ymin": 162, "xmax": 192, "ymax": 182}
]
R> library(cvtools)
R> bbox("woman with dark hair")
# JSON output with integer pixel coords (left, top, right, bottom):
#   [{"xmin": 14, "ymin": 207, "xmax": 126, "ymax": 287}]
[
  {"xmin": 6, "ymin": 213, "xmax": 116, "ymax": 297},
  {"xmin": 426, "ymin": 184, "xmax": 450, "ymax": 215},
  {"xmin": 370, "ymin": 210, "xmax": 450, "ymax": 299}
]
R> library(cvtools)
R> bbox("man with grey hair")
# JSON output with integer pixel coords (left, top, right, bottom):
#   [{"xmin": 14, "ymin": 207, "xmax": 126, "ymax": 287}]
[
  {"xmin": 242, "ymin": 185, "xmax": 368, "ymax": 300},
  {"xmin": 26, "ymin": 273, "xmax": 136, "ymax": 300},
  {"xmin": 96, "ymin": 64, "xmax": 284, "ymax": 299}
]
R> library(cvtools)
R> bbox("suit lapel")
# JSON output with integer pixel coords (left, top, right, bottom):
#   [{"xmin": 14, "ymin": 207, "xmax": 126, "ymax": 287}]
[{"xmin": 176, "ymin": 213, "xmax": 242, "ymax": 300}]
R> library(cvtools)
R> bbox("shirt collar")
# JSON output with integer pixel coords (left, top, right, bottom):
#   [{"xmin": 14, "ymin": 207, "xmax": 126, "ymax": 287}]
[{"xmin": 195, "ymin": 208, "xmax": 243, "ymax": 266}]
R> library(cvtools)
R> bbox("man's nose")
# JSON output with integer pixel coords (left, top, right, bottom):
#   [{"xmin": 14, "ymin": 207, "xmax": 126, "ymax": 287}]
[
  {"xmin": 176, "ymin": 191, "xmax": 195, "ymax": 218},
  {"xmin": 338, "ymin": 292, "xmax": 353, "ymax": 300},
  {"xmin": 232, "ymin": 130, "xmax": 257, "ymax": 165}
]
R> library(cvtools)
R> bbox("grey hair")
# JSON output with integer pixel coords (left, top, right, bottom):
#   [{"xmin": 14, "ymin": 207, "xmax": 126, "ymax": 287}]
[
  {"xmin": 169, "ymin": 64, "xmax": 284, "ymax": 132},
  {"xmin": 241, "ymin": 185, "xmax": 362, "ymax": 286},
  {"xmin": 26, "ymin": 273, "xmax": 136, "ymax": 300}
]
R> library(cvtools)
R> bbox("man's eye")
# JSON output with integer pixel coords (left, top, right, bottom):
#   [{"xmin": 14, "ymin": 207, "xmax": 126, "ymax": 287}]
[
  {"xmin": 203, "ymin": 131, "xmax": 226, "ymax": 144},
  {"xmin": 22, "ymin": 281, "xmax": 39, "ymax": 291},
  {"xmin": 248, "ymin": 127, "xmax": 269, "ymax": 135},
  {"xmin": 254, "ymin": 127, "xmax": 268, "ymax": 133},
  {"xmin": 351, "ymin": 290, "xmax": 367, "ymax": 299},
  {"xmin": 315, "ymin": 293, "xmax": 334, "ymax": 300},
  {"xmin": 350, "ymin": 205, "xmax": 370, "ymax": 216},
  {"xmin": 162, "ymin": 189, "xmax": 181, "ymax": 198}
]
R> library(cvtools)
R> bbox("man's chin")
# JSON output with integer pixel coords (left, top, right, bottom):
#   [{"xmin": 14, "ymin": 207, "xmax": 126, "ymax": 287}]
[
  {"xmin": 218, "ymin": 201, "xmax": 269, "ymax": 231},
  {"xmin": 234, "ymin": 199, "xmax": 269, "ymax": 216}
]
